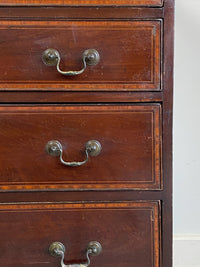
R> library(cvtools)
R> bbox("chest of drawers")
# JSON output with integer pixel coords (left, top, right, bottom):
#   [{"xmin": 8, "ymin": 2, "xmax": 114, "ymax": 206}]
[{"xmin": 0, "ymin": 1, "xmax": 173, "ymax": 267}]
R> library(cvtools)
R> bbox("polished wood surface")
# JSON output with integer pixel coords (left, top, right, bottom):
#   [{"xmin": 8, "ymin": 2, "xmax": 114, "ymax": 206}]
[
  {"xmin": 0, "ymin": 1, "xmax": 174, "ymax": 267},
  {"xmin": 0, "ymin": 105, "xmax": 161, "ymax": 191},
  {"xmin": 0, "ymin": 91, "xmax": 163, "ymax": 103},
  {"xmin": 0, "ymin": 7, "xmax": 164, "ymax": 19},
  {"xmin": 0, "ymin": 20, "xmax": 161, "ymax": 91},
  {"xmin": 161, "ymin": 1, "xmax": 174, "ymax": 266},
  {"xmin": 0, "ymin": 201, "xmax": 160, "ymax": 267},
  {"xmin": 0, "ymin": 0, "xmax": 163, "ymax": 7}
]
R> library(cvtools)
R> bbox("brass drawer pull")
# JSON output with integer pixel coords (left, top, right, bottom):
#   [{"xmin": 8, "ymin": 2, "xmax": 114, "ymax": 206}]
[
  {"xmin": 42, "ymin": 48, "xmax": 100, "ymax": 76},
  {"xmin": 45, "ymin": 140, "xmax": 101, "ymax": 167},
  {"xmin": 49, "ymin": 241, "xmax": 102, "ymax": 267}
]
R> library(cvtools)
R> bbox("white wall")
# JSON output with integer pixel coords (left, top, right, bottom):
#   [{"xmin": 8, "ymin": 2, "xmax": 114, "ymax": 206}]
[
  {"xmin": 174, "ymin": 0, "xmax": 200, "ymax": 265},
  {"xmin": 174, "ymin": 0, "xmax": 200, "ymax": 235}
]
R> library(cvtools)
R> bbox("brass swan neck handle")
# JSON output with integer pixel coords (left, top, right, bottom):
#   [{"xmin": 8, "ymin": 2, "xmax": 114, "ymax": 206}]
[
  {"xmin": 45, "ymin": 140, "xmax": 102, "ymax": 167},
  {"xmin": 42, "ymin": 48, "xmax": 100, "ymax": 76},
  {"xmin": 49, "ymin": 241, "xmax": 102, "ymax": 267}
]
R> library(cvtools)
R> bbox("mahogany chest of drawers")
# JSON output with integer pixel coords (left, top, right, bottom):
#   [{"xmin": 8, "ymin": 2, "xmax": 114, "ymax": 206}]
[{"xmin": 0, "ymin": 1, "xmax": 174, "ymax": 266}]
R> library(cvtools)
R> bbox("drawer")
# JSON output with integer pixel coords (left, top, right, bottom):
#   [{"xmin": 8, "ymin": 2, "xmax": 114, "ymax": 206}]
[
  {"xmin": 1, "ymin": 0, "xmax": 163, "ymax": 7},
  {"xmin": 0, "ymin": 104, "xmax": 162, "ymax": 191},
  {"xmin": 0, "ymin": 20, "xmax": 161, "ymax": 91},
  {"xmin": 0, "ymin": 201, "xmax": 160, "ymax": 267}
]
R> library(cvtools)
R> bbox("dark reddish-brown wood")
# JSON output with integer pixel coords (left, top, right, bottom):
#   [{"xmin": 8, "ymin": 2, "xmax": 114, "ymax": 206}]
[
  {"xmin": 0, "ymin": 91, "xmax": 163, "ymax": 103},
  {"xmin": 161, "ymin": 1, "xmax": 174, "ymax": 267},
  {"xmin": 0, "ymin": 201, "xmax": 160, "ymax": 267},
  {"xmin": 0, "ymin": 7, "xmax": 164, "ymax": 20},
  {"xmin": 0, "ymin": 105, "xmax": 161, "ymax": 191},
  {"xmin": 0, "ymin": 1, "xmax": 174, "ymax": 267},
  {"xmin": 0, "ymin": 0, "xmax": 163, "ymax": 7},
  {"xmin": 0, "ymin": 20, "xmax": 161, "ymax": 91}
]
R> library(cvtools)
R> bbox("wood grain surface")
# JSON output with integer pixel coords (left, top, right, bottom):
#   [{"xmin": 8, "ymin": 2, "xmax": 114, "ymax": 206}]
[
  {"xmin": 0, "ymin": 104, "xmax": 161, "ymax": 191},
  {"xmin": 0, "ymin": 7, "xmax": 164, "ymax": 20},
  {"xmin": 0, "ymin": 0, "xmax": 163, "ymax": 7},
  {"xmin": 0, "ymin": 1, "xmax": 174, "ymax": 267},
  {"xmin": 0, "ymin": 201, "xmax": 160, "ymax": 267},
  {"xmin": 0, "ymin": 20, "xmax": 161, "ymax": 91}
]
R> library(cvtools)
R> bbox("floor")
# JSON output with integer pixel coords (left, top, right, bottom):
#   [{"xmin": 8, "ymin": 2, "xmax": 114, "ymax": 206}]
[{"xmin": 173, "ymin": 235, "xmax": 200, "ymax": 267}]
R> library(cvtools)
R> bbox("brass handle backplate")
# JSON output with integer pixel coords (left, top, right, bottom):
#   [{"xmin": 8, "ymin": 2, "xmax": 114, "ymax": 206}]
[
  {"xmin": 45, "ymin": 140, "xmax": 101, "ymax": 167},
  {"xmin": 49, "ymin": 241, "xmax": 102, "ymax": 267},
  {"xmin": 42, "ymin": 48, "xmax": 100, "ymax": 76}
]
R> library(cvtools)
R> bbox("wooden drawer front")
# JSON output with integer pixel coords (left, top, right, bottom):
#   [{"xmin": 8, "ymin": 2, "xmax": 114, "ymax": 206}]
[
  {"xmin": 1, "ymin": 0, "xmax": 163, "ymax": 7},
  {"xmin": 0, "ymin": 20, "xmax": 161, "ymax": 91},
  {"xmin": 0, "ymin": 105, "xmax": 161, "ymax": 191},
  {"xmin": 0, "ymin": 201, "xmax": 160, "ymax": 267}
]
